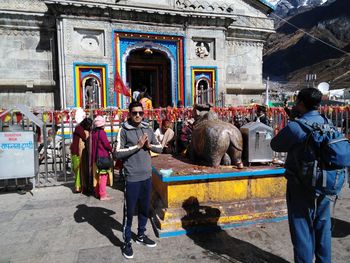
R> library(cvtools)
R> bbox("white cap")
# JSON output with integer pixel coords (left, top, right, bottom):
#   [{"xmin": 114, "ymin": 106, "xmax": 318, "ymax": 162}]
[{"xmin": 75, "ymin": 108, "xmax": 86, "ymax": 124}]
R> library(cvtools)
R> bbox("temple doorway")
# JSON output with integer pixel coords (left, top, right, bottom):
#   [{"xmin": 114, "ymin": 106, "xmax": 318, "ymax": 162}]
[
  {"xmin": 82, "ymin": 76, "xmax": 101, "ymax": 109},
  {"xmin": 196, "ymin": 78, "xmax": 215, "ymax": 104},
  {"xmin": 126, "ymin": 49, "xmax": 171, "ymax": 108}
]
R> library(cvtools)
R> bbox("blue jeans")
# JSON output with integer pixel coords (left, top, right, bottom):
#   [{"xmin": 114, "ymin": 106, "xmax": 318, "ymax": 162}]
[
  {"xmin": 123, "ymin": 178, "xmax": 152, "ymax": 243},
  {"xmin": 287, "ymin": 181, "xmax": 331, "ymax": 263}
]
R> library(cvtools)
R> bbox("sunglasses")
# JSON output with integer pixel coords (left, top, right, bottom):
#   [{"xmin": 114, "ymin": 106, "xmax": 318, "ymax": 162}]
[{"xmin": 131, "ymin": 111, "xmax": 144, "ymax": 117}]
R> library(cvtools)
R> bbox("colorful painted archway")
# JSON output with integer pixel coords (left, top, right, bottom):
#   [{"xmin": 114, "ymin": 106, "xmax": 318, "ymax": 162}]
[
  {"xmin": 113, "ymin": 31, "xmax": 185, "ymax": 108},
  {"xmin": 73, "ymin": 63, "xmax": 108, "ymax": 108},
  {"xmin": 191, "ymin": 67, "xmax": 217, "ymax": 106}
]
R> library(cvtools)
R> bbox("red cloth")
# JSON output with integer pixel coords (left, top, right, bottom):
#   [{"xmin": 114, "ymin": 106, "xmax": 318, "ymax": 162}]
[
  {"xmin": 91, "ymin": 128, "xmax": 112, "ymax": 162},
  {"xmin": 114, "ymin": 71, "xmax": 130, "ymax": 97},
  {"xmin": 70, "ymin": 125, "xmax": 87, "ymax": 155}
]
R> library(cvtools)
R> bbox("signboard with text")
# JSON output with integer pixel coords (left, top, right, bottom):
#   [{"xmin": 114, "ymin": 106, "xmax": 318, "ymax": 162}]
[{"xmin": 0, "ymin": 132, "xmax": 35, "ymax": 179}]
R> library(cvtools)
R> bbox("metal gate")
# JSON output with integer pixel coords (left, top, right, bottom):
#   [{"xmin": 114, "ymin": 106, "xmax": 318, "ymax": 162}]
[{"xmin": 0, "ymin": 105, "xmax": 348, "ymax": 189}]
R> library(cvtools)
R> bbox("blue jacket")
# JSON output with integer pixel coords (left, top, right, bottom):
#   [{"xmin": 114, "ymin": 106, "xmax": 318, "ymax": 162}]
[{"xmin": 270, "ymin": 110, "xmax": 325, "ymax": 180}]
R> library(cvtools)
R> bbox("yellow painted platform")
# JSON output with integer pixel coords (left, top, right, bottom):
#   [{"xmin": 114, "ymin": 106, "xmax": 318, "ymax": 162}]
[{"xmin": 151, "ymin": 155, "xmax": 287, "ymax": 237}]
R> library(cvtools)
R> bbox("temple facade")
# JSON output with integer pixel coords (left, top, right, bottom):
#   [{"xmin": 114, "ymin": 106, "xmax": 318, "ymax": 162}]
[{"xmin": 0, "ymin": 0, "xmax": 274, "ymax": 110}]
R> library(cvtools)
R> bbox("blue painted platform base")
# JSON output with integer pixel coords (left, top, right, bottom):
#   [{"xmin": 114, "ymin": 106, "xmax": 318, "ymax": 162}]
[{"xmin": 151, "ymin": 215, "xmax": 288, "ymax": 238}]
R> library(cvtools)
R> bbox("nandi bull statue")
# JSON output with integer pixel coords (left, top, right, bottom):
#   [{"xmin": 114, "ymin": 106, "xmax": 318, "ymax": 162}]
[{"xmin": 188, "ymin": 104, "xmax": 244, "ymax": 168}]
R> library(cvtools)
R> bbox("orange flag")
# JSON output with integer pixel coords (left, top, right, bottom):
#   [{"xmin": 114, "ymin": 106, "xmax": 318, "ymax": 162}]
[{"xmin": 114, "ymin": 71, "xmax": 130, "ymax": 97}]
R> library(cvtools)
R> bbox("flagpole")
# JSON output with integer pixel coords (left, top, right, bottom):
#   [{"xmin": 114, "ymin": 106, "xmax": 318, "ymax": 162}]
[{"xmin": 265, "ymin": 77, "xmax": 270, "ymax": 106}]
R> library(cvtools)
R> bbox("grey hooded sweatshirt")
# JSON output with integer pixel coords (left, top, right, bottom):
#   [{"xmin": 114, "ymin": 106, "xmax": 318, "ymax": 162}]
[{"xmin": 114, "ymin": 120, "xmax": 162, "ymax": 182}]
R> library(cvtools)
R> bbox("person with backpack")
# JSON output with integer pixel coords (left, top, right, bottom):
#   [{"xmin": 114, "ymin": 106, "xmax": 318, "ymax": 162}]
[
  {"xmin": 271, "ymin": 88, "xmax": 349, "ymax": 263},
  {"xmin": 114, "ymin": 101, "xmax": 162, "ymax": 259}
]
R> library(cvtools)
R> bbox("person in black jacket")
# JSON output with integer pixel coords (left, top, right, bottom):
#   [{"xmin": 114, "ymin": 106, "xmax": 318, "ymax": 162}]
[
  {"xmin": 254, "ymin": 105, "xmax": 270, "ymax": 126},
  {"xmin": 114, "ymin": 101, "xmax": 162, "ymax": 259}
]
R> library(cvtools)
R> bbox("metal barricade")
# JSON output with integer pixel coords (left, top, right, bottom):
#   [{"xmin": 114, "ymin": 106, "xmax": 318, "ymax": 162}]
[{"xmin": 0, "ymin": 105, "xmax": 348, "ymax": 189}]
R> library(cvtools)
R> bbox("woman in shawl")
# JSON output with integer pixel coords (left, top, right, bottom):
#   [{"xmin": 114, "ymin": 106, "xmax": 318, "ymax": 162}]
[
  {"xmin": 70, "ymin": 117, "xmax": 93, "ymax": 193},
  {"xmin": 91, "ymin": 115, "xmax": 113, "ymax": 200}
]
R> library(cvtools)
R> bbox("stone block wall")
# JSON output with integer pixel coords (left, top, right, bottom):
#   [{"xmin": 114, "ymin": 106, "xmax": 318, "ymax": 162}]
[{"xmin": 0, "ymin": 0, "xmax": 57, "ymax": 109}]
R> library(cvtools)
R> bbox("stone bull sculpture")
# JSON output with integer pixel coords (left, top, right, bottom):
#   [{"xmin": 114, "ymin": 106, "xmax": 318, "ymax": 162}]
[{"xmin": 188, "ymin": 106, "xmax": 243, "ymax": 168}]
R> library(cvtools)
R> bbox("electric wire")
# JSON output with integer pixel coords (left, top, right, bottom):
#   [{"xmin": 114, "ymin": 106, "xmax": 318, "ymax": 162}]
[{"xmin": 270, "ymin": 11, "xmax": 350, "ymax": 56}]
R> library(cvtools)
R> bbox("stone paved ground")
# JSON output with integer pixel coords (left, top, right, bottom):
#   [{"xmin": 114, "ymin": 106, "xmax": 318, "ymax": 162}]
[{"xmin": 0, "ymin": 182, "xmax": 349, "ymax": 263}]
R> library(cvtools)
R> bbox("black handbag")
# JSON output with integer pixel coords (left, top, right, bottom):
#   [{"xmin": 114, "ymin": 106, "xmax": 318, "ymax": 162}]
[
  {"xmin": 96, "ymin": 157, "xmax": 113, "ymax": 170},
  {"xmin": 95, "ymin": 130, "xmax": 113, "ymax": 170}
]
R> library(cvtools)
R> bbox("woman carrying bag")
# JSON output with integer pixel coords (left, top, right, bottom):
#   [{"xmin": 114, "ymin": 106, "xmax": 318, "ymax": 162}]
[{"xmin": 91, "ymin": 115, "xmax": 113, "ymax": 200}]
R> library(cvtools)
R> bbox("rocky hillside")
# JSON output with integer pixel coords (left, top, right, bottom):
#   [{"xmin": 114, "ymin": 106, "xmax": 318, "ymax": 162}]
[{"xmin": 263, "ymin": 0, "xmax": 350, "ymax": 89}]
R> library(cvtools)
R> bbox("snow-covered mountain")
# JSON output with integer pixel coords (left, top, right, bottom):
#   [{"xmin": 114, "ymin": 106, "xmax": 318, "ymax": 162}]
[
  {"xmin": 271, "ymin": 0, "xmax": 334, "ymax": 18},
  {"xmin": 269, "ymin": 0, "xmax": 330, "ymax": 7}
]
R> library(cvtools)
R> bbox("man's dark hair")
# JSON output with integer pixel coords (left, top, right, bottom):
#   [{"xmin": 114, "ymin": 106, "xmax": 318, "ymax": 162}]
[
  {"xmin": 128, "ymin": 101, "xmax": 143, "ymax": 112},
  {"xmin": 80, "ymin": 117, "xmax": 93, "ymax": 130},
  {"xmin": 296, "ymin": 88, "xmax": 322, "ymax": 110},
  {"xmin": 257, "ymin": 105, "xmax": 267, "ymax": 113},
  {"xmin": 177, "ymin": 100, "xmax": 184, "ymax": 108}
]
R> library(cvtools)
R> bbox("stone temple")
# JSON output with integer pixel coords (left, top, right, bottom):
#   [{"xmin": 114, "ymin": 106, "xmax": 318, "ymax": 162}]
[{"xmin": 0, "ymin": 0, "xmax": 274, "ymax": 110}]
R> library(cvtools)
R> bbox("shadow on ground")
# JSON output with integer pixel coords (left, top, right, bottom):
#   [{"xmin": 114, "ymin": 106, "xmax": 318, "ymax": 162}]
[
  {"xmin": 181, "ymin": 196, "xmax": 289, "ymax": 263},
  {"xmin": 332, "ymin": 217, "xmax": 350, "ymax": 238},
  {"xmin": 74, "ymin": 204, "xmax": 124, "ymax": 247},
  {"xmin": 0, "ymin": 177, "xmax": 34, "ymax": 195},
  {"xmin": 62, "ymin": 173, "xmax": 125, "ymax": 195}
]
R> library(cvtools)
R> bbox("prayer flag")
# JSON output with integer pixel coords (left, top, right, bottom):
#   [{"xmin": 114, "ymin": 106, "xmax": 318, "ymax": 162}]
[{"xmin": 114, "ymin": 71, "xmax": 130, "ymax": 97}]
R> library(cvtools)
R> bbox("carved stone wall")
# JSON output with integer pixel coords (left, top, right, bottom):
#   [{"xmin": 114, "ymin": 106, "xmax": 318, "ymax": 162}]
[
  {"xmin": 62, "ymin": 19, "xmax": 111, "ymax": 107},
  {"xmin": 124, "ymin": 0, "xmax": 173, "ymax": 7},
  {"xmin": 192, "ymin": 39, "xmax": 214, "ymax": 59},
  {"xmin": 0, "ymin": 30, "xmax": 56, "ymax": 107},
  {"xmin": 0, "ymin": 0, "xmax": 274, "ymax": 109},
  {"xmin": 0, "ymin": 0, "xmax": 48, "ymax": 12},
  {"xmin": 225, "ymin": 39, "xmax": 263, "ymax": 85},
  {"xmin": 63, "ymin": 19, "xmax": 188, "ymax": 107},
  {"xmin": 231, "ymin": 15, "xmax": 274, "ymax": 31},
  {"xmin": 72, "ymin": 29, "xmax": 105, "ymax": 57},
  {"xmin": 0, "ymin": 4, "xmax": 56, "ymax": 108},
  {"xmin": 224, "ymin": 38, "xmax": 265, "ymax": 105},
  {"xmin": 0, "ymin": 92, "xmax": 55, "ymax": 109},
  {"xmin": 175, "ymin": 0, "xmax": 268, "ymax": 18}
]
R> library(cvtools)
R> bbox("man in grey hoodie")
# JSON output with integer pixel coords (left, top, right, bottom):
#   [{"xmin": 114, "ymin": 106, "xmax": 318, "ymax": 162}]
[{"xmin": 114, "ymin": 101, "xmax": 162, "ymax": 259}]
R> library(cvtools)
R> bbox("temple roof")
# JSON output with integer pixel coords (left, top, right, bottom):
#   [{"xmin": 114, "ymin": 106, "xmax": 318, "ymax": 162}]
[{"xmin": 43, "ymin": 0, "xmax": 275, "ymax": 15}]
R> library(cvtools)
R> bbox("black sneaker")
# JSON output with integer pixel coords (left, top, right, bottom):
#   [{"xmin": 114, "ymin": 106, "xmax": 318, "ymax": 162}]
[
  {"xmin": 136, "ymin": 235, "xmax": 157, "ymax": 247},
  {"xmin": 122, "ymin": 242, "xmax": 134, "ymax": 259}
]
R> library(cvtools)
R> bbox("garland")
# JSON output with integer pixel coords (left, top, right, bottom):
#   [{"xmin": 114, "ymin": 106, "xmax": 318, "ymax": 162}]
[{"xmin": 1, "ymin": 106, "xmax": 349, "ymax": 127}]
